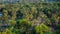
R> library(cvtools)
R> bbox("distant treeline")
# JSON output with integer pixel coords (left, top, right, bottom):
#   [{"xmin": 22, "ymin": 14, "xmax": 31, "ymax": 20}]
[{"xmin": 0, "ymin": 0, "xmax": 60, "ymax": 4}]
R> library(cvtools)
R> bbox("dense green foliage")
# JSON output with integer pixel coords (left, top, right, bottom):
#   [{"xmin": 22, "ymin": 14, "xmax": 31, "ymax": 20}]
[{"xmin": 0, "ymin": 2, "xmax": 60, "ymax": 34}]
